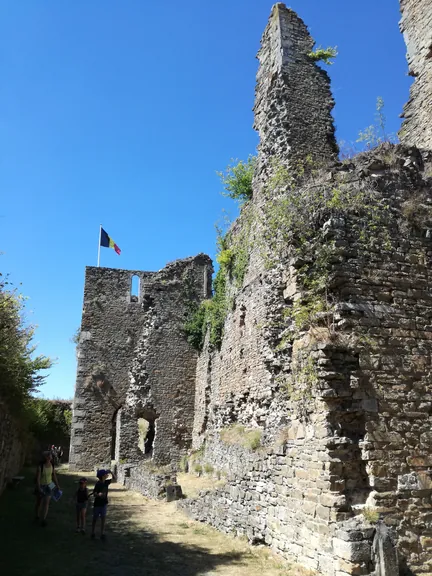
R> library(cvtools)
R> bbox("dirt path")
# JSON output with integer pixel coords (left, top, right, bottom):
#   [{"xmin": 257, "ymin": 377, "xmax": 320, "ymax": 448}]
[{"xmin": 0, "ymin": 467, "xmax": 301, "ymax": 576}]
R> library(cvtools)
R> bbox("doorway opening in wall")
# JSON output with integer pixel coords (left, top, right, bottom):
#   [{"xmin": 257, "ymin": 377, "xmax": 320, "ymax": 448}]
[
  {"xmin": 137, "ymin": 411, "xmax": 156, "ymax": 458},
  {"xmin": 131, "ymin": 275, "xmax": 140, "ymax": 303},
  {"xmin": 137, "ymin": 410, "xmax": 157, "ymax": 458}
]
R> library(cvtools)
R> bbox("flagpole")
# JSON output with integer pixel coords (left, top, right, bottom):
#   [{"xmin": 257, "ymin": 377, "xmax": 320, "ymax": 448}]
[{"xmin": 97, "ymin": 225, "xmax": 101, "ymax": 267}]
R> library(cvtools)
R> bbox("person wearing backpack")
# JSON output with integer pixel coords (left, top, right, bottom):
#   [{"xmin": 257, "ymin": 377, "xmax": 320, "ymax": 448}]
[{"xmin": 34, "ymin": 451, "xmax": 61, "ymax": 526}]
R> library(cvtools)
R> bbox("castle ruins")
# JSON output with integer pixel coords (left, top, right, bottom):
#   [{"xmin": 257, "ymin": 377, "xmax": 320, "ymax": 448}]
[{"xmin": 71, "ymin": 2, "xmax": 432, "ymax": 574}]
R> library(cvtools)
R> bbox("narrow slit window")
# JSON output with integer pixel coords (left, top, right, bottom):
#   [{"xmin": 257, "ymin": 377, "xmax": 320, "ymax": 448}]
[{"xmin": 131, "ymin": 275, "xmax": 140, "ymax": 302}]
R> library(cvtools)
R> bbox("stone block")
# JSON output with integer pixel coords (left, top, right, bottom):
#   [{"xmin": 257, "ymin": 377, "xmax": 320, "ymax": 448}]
[
  {"xmin": 316, "ymin": 504, "xmax": 331, "ymax": 521},
  {"xmin": 320, "ymin": 493, "xmax": 343, "ymax": 508},
  {"xmin": 299, "ymin": 555, "xmax": 318, "ymax": 571},
  {"xmin": 303, "ymin": 500, "xmax": 317, "ymax": 516},
  {"xmin": 407, "ymin": 456, "xmax": 432, "ymax": 467},
  {"xmin": 332, "ymin": 538, "xmax": 371, "ymax": 563},
  {"xmin": 362, "ymin": 398, "xmax": 378, "ymax": 412},
  {"xmin": 319, "ymin": 555, "xmax": 336, "ymax": 576},
  {"xmin": 166, "ymin": 484, "xmax": 183, "ymax": 502}
]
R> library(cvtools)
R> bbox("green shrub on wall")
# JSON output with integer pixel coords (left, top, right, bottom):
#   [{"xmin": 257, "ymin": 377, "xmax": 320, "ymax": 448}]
[
  {"xmin": 308, "ymin": 46, "xmax": 338, "ymax": 65},
  {"xmin": 184, "ymin": 267, "xmax": 228, "ymax": 352},
  {"xmin": 217, "ymin": 156, "xmax": 256, "ymax": 204}
]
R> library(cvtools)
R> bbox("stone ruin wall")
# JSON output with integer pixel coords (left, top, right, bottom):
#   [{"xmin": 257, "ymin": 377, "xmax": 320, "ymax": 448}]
[
  {"xmin": 69, "ymin": 255, "xmax": 211, "ymax": 471},
  {"xmin": 193, "ymin": 6, "xmax": 339, "ymax": 450},
  {"xmin": 253, "ymin": 3, "xmax": 338, "ymax": 193},
  {"xmin": 69, "ymin": 1, "xmax": 432, "ymax": 574},
  {"xmin": 183, "ymin": 3, "xmax": 432, "ymax": 576},
  {"xmin": 399, "ymin": 0, "xmax": 432, "ymax": 150},
  {"xmin": 185, "ymin": 145, "xmax": 432, "ymax": 576},
  {"xmin": 117, "ymin": 255, "xmax": 212, "ymax": 466}
]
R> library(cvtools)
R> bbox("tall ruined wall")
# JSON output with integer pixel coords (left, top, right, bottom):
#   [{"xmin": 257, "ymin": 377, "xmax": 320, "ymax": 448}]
[
  {"xmin": 187, "ymin": 145, "xmax": 432, "ymax": 575},
  {"xmin": 0, "ymin": 400, "xmax": 25, "ymax": 495},
  {"xmin": 399, "ymin": 0, "xmax": 432, "ymax": 150},
  {"xmin": 193, "ymin": 3, "xmax": 338, "ymax": 448},
  {"xmin": 190, "ymin": 2, "xmax": 346, "ymax": 571},
  {"xmin": 70, "ymin": 254, "xmax": 211, "ymax": 471},
  {"xmin": 253, "ymin": 3, "xmax": 338, "ymax": 191},
  {"xmin": 69, "ymin": 266, "xmax": 151, "ymax": 470},
  {"xmin": 116, "ymin": 256, "xmax": 212, "ymax": 466},
  {"xmin": 186, "ymin": 3, "xmax": 432, "ymax": 576}
]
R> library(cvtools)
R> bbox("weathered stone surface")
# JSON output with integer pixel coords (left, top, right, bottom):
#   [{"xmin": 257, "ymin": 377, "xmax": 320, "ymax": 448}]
[
  {"xmin": 117, "ymin": 463, "xmax": 178, "ymax": 500},
  {"xmin": 69, "ymin": 3, "xmax": 432, "ymax": 576},
  {"xmin": 183, "ymin": 5, "xmax": 432, "ymax": 576},
  {"xmin": 253, "ymin": 3, "xmax": 338, "ymax": 197},
  {"xmin": 371, "ymin": 521, "xmax": 398, "ymax": 576},
  {"xmin": 70, "ymin": 255, "xmax": 212, "ymax": 470},
  {"xmin": 399, "ymin": 0, "xmax": 432, "ymax": 150}
]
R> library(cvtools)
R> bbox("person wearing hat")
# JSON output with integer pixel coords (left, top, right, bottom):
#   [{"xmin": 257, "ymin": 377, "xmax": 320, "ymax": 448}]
[
  {"xmin": 75, "ymin": 477, "xmax": 89, "ymax": 534},
  {"xmin": 91, "ymin": 469, "xmax": 116, "ymax": 540}
]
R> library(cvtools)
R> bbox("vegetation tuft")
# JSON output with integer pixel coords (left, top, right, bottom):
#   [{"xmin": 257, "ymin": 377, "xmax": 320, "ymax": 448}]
[
  {"xmin": 220, "ymin": 424, "xmax": 262, "ymax": 451},
  {"xmin": 363, "ymin": 507, "xmax": 380, "ymax": 524},
  {"xmin": 217, "ymin": 156, "xmax": 256, "ymax": 204},
  {"xmin": 308, "ymin": 46, "xmax": 338, "ymax": 65},
  {"xmin": 184, "ymin": 178, "xmax": 256, "ymax": 352}
]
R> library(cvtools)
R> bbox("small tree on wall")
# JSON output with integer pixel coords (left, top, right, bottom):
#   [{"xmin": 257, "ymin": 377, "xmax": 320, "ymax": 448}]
[{"xmin": 0, "ymin": 267, "xmax": 52, "ymax": 417}]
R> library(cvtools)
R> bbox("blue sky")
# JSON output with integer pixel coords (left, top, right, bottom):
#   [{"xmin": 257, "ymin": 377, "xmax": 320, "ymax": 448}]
[{"xmin": 0, "ymin": 0, "xmax": 411, "ymax": 400}]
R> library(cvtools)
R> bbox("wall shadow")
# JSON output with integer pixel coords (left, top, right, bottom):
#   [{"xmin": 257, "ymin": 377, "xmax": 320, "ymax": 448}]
[{"xmin": 0, "ymin": 469, "xmax": 244, "ymax": 576}]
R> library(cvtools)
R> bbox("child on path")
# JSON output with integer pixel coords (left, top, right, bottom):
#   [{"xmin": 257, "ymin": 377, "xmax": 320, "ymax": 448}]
[
  {"xmin": 75, "ymin": 477, "xmax": 89, "ymax": 533},
  {"xmin": 91, "ymin": 469, "xmax": 115, "ymax": 541}
]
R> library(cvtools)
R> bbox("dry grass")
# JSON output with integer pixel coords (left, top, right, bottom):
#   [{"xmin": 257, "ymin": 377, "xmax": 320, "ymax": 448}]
[
  {"xmin": 220, "ymin": 424, "xmax": 262, "ymax": 450},
  {"xmin": 401, "ymin": 193, "xmax": 432, "ymax": 229},
  {"xmin": 0, "ymin": 467, "xmax": 310, "ymax": 576},
  {"xmin": 178, "ymin": 472, "xmax": 227, "ymax": 499},
  {"xmin": 362, "ymin": 507, "xmax": 380, "ymax": 524}
]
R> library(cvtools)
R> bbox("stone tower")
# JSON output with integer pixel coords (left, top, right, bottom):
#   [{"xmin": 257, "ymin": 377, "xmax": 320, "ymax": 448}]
[
  {"xmin": 253, "ymin": 4, "xmax": 338, "ymax": 189},
  {"xmin": 69, "ymin": 255, "xmax": 212, "ymax": 471},
  {"xmin": 399, "ymin": 0, "xmax": 432, "ymax": 149}
]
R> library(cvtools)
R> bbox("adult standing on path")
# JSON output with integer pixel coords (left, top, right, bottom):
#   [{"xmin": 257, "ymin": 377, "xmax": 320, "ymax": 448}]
[{"xmin": 35, "ymin": 450, "xmax": 60, "ymax": 526}]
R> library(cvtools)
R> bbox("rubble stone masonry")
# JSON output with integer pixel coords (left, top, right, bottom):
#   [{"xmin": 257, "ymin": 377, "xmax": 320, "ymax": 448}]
[
  {"xmin": 71, "ymin": 2, "xmax": 432, "ymax": 575},
  {"xmin": 183, "ymin": 146, "xmax": 432, "ymax": 576},
  {"xmin": 399, "ymin": 0, "xmax": 432, "ymax": 150},
  {"xmin": 69, "ymin": 255, "xmax": 211, "ymax": 471}
]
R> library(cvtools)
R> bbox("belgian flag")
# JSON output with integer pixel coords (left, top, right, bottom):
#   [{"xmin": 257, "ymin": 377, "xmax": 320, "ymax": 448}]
[{"xmin": 100, "ymin": 228, "xmax": 121, "ymax": 255}]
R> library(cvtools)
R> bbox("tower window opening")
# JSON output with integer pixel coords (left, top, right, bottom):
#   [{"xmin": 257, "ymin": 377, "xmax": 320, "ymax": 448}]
[{"xmin": 131, "ymin": 275, "xmax": 140, "ymax": 303}]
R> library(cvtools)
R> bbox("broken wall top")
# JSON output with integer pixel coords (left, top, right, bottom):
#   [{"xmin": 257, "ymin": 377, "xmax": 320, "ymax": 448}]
[
  {"xmin": 399, "ymin": 0, "xmax": 432, "ymax": 150},
  {"xmin": 253, "ymin": 3, "xmax": 338, "ymax": 192}
]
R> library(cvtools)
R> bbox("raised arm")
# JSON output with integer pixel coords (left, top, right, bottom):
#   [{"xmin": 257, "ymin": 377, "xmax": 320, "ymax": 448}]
[
  {"xmin": 107, "ymin": 470, "xmax": 116, "ymax": 483},
  {"xmin": 52, "ymin": 468, "xmax": 60, "ymax": 489}
]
